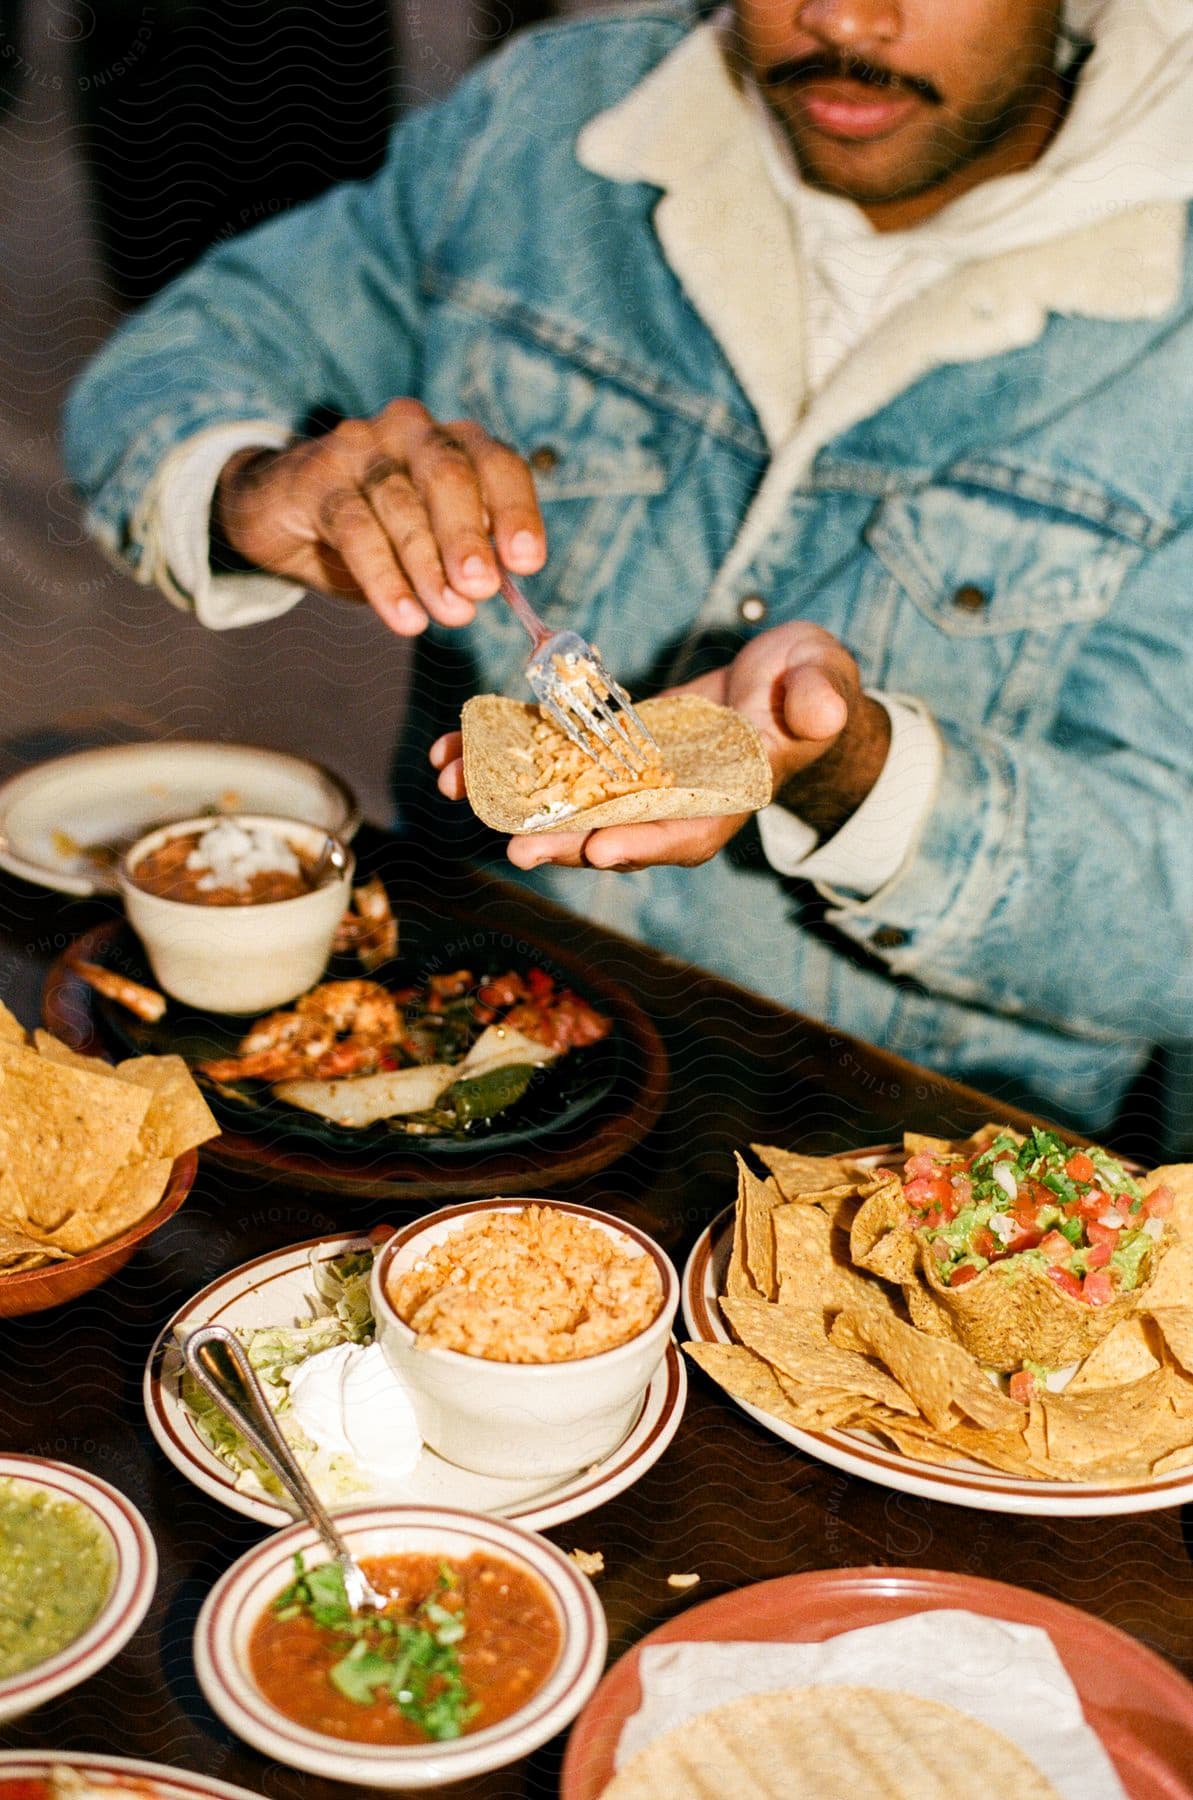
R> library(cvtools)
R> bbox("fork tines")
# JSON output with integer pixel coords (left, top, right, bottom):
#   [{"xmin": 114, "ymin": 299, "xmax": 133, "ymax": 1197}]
[{"xmin": 535, "ymin": 659, "xmax": 656, "ymax": 780}]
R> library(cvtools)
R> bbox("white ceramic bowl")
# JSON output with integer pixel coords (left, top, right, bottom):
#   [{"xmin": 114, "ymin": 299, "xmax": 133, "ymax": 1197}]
[
  {"xmin": 194, "ymin": 1503, "xmax": 607, "ymax": 1788},
  {"xmin": 119, "ymin": 813, "xmax": 354, "ymax": 1013},
  {"xmin": 0, "ymin": 1455, "xmax": 157, "ymax": 1723},
  {"xmin": 372, "ymin": 1200, "xmax": 680, "ymax": 1480}
]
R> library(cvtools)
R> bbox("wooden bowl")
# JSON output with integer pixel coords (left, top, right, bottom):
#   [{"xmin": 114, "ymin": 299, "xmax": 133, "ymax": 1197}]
[{"xmin": 0, "ymin": 1149, "xmax": 197, "ymax": 1318}]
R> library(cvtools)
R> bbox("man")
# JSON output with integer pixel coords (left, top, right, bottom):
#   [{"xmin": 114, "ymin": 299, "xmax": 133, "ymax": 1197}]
[{"xmin": 63, "ymin": 1, "xmax": 1193, "ymax": 1136}]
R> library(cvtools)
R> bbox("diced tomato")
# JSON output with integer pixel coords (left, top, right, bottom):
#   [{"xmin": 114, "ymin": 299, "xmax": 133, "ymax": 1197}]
[
  {"xmin": 931, "ymin": 1238, "xmax": 951, "ymax": 1263},
  {"xmin": 1087, "ymin": 1221, "xmax": 1119, "ymax": 1249},
  {"xmin": 1065, "ymin": 1151, "xmax": 1096, "ymax": 1183},
  {"xmin": 949, "ymin": 1264, "xmax": 979, "ymax": 1288},
  {"xmin": 1144, "ymin": 1184, "xmax": 1174, "ymax": 1219},
  {"xmin": 1012, "ymin": 1196, "xmax": 1041, "ymax": 1230},
  {"xmin": 1082, "ymin": 1270, "xmax": 1115, "ymax": 1306},
  {"xmin": 905, "ymin": 1152, "xmax": 941, "ymax": 1179},
  {"xmin": 1040, "ymin": 1230, "xmax": 1073, "ymax": 1266},
  {"xmin": 904, "ymin": 1172, "xmax": 954, "ymax": 1214},
  {"xmin": 950, "ymin": 1173, "xmax": 974, "ymax": 1210},
  {"xmin": 477, "ymin": 973, "xmax": 529, "ymax": 1008},
  {"xmin": 1084, "ymin": 1241, "xmax": 1112, "ymax": 1270},
  {"xmin": 973, "ymin": 1228, "xmax": 996, "ymax": 1260},
  {"xmin": 1046, "ymin": 1266, "xmax": 1083, "ymax": 1299},
  {"xmin": 922, "ymin": 1207, "xmax": 944, "ymax": 1230},
  {"xmin": 1009, "ymin": 1370, "xmax": 1035, "ymax": 1404},
  {"xmin": 1004, "ymin": 1222, "xmax": 1043, "ymax": 1253}
]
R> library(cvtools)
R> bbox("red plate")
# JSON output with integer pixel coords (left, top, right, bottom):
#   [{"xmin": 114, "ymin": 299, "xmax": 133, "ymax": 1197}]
[{"xmin": 561, "ymin": 1567, "xmax": 1193, "ymax": 1799}]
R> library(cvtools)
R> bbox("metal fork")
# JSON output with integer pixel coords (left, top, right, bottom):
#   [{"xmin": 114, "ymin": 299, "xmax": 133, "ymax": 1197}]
[{"xmin": 497, "ymin": 570, "xmax": 658, "ymax": 779}]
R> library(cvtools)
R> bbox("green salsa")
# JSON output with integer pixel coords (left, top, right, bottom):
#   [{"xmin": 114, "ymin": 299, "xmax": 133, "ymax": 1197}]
[{"xmin": 0, "ymin": 1480, "xmax": 114, "ymax": 1679}]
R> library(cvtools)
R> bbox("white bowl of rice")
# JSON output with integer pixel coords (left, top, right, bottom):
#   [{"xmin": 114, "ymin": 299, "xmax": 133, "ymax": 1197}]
[{"xmin": 371, "ymin": 1200, "xmax": 679, "ymax": 1480}]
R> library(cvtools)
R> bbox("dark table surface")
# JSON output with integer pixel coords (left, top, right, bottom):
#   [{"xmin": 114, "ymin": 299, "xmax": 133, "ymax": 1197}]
[{"xmin": 2, "ymin": 830, "xmax": 1191, "ymax": 1798}]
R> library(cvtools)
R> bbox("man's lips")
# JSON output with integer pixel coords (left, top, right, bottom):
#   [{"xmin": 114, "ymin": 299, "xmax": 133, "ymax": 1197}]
[{"xmin": 779, "ymin": 77, "xmax": 927, "ymax": 142}]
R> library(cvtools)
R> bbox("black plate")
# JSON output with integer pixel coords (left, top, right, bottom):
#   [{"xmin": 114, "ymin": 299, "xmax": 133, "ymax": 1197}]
[{"xmin": 90, "ymin": 923, "xmax": 623, "ymax": 1157}]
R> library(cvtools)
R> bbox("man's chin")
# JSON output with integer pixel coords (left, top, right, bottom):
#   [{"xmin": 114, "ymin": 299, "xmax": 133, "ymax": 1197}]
[{"xmin": 787, "ymin": 133, "xmax": 961, "ymax": 208}]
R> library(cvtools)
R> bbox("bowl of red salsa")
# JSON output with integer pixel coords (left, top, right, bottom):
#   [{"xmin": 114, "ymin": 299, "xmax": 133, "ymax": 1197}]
[{"xmin": 194, "ymin": 1503, "xmax": 606, "ymax": 1786}]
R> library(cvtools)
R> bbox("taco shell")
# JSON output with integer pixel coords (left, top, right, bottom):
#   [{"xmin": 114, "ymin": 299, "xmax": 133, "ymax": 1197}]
[
  {"xmin": 461, "ymin": 693, "xmax": 772, "ymax": 834},
  {"xmin": 904, "ymin": 1231, "xmax": 1170, "ymax": 1373}
]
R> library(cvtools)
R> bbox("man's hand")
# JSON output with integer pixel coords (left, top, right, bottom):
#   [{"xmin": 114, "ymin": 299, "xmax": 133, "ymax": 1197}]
[
  {"xmin": 429, "ymin": 622, "xmax": 891, "ymax": 871},
  {"xmin": 213, "ymin": 400, "xmax": 546, "ymax": 635}
]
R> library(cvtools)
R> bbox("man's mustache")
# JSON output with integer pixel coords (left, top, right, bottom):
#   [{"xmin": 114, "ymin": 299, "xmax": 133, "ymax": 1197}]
[{"xmin": 762, "ymin": 52, "xmax": 941, "ymax": 107}]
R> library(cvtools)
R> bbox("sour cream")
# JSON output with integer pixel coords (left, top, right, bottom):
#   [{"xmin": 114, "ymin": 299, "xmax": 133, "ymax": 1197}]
[{"xmin": 287, "ymin": 1342, "xmax": 422, "ymax": 1484}]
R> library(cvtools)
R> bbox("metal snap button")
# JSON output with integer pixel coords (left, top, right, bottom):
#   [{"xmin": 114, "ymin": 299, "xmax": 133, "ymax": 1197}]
[
  {"xmin": 529, "ymin": 445, "xmax": 559, "ymax": 473},
  {"xmin": 739, "ymin": 593, "xmax": 767, "ymax": 624},
  {"xmin": 872, "ymin": 926, "xmax": 908, "ymax": 950},
  {"xmin": 952, "ymin": 584, "xmax": 989, "ymax": 613}
]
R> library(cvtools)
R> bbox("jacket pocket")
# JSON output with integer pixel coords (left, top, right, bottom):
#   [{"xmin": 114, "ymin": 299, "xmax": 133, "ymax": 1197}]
[
  {"xmin": 457, "ymin": 334, "xmax": 669, "ymax": 621},
  {"xmin": 862, "ymin": 485, "xmax": 1143, "ymax": 734}
]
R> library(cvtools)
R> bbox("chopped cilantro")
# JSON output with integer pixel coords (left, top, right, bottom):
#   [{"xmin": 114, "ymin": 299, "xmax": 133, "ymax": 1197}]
[{"xmin": 273, "ymin": 1555, "xmax": 477, "ymax": 1741}]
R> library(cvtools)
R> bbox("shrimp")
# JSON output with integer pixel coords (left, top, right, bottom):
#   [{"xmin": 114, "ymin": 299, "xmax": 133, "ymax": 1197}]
[{"xmin": 199, "ymin": 979, "xmax": 404, "ymax": 1084}]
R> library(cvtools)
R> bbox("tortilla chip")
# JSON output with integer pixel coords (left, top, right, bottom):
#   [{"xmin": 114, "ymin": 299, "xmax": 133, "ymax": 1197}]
[
  {"xmin": 1145, "ymin": 1165, "xmax": 1193, "ymax": 1246},
  {"xmin": 849, "ymin": 1177, "xmax": 918, "ymax": 1283},
  {"xmin": 725, "ymin": 1194, "xmax": 760, "ymax": 1300},
  {"xmin": 115, "ymin": 1054, "xmax": 220, "ymax": 1160},
  {"xmin": 1141, "ymin": 1238, "xmax": 1193, "ymax": 1310},
  {"xmin": 684, "ymin": 1341, "xmax": 834, "ymax": 1434},
  {"xmin": 462, "ymin": 693, "xmax": 772, "ymax": 834},
  {"xmin": 869, "ymin": 1410, "xmax": 1038, "ymax": 1478},
  {"xmin": 1152, "ymin": 1441, "xmax": 1193, "ymax": 1477},
  {"xmin": 832, "ymin": 1305, "xmax": 1023, "ymax": 1433},
  {"xmin": 0, "ymin": 1221, "xmax": 68, "ymax": 1271},
  {"xmin": 902, "ymin": 1132, "xmax": 957, "ymax": 1158},
  {"xmin": 772, "ymin": 1204, "xmax": 890, "ymax": 1318},
  {"xmin": 0, "ymin": 1047, "xmax": 150, "ymax": 1233},
  {"xmin": 1148, "ymin": 1307, "xmax": 1193, "ymax": 1378},
  {"xmin": 736, "ymin": 1155, "xmax": 782, "ymax": 1301},
  {"xmin": 0, "ymin": 1001, "xmax": 27, "ymax": 1047},
  {"xmin": 1067, "ymin": 1316, "xmax": 1162, "ymax": 1391},
  {"xmin": 722, "ymin": 1297, "xmax": 917, "ymax": 1416},
  {"xmin": 41, "ymin": 1155, "xmax": 174, "ymax": 1254},
  {"xmin": 1041, "ymin": 1366, "xmax": 1173, "ymax": 1469},
  {"xmin": 33, "ymin": 1030, "xmax": 113, "ymax": 1076},
  {"xmin": 751, "ymin": 1144, "xmax": 856, "ymax": 1196}
]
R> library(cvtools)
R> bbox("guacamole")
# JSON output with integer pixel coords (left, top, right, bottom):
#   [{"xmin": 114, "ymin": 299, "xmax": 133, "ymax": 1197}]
[{"xmin": 0, "ymin": 1480, "xmax": 114, "ymax": 1679}]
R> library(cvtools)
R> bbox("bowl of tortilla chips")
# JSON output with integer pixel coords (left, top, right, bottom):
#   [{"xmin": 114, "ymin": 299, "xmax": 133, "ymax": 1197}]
[{"xmin": 0, "ymin": 1001, "xmax": 219, "ymax": 1316}]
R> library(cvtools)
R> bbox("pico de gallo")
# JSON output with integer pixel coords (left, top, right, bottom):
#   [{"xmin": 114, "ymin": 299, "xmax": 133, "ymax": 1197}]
[{"xmin": 900, "ymin": 1127, "xmax": 1172, "ymax": 1317}]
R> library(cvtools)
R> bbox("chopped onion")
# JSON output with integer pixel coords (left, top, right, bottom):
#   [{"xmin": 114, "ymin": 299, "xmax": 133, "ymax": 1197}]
[
  {"xmin": 1143, "ymin": 1216, "xmax": 1165, "ymax": 1240},
  {"xmin": 1096, "ymin": 1210, "xmax": 1124, "ymax": 1231},
  {"xmin": 988, "ymin": 1212, "xmax": 1015, "ymax": 1243},
  {"xmin": 992, "ymin": 1163, "xmax": 1018, "ymax": 1201}
]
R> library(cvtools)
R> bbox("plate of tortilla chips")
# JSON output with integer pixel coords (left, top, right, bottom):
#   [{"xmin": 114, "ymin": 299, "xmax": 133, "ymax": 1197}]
[
  {"xmin": 0, "ymin": 1000, "xmax": 219, "ymax": 1315},
  {"xmin": 682, "ymin": 1131, "xmax": 1193, "ymax": 1515}
]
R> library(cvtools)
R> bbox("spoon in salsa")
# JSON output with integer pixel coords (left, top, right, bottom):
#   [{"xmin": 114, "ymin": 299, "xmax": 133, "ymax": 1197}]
[{"xmin": 182, "ymin": 1323, "xmax": 387, "ymax": 1613}]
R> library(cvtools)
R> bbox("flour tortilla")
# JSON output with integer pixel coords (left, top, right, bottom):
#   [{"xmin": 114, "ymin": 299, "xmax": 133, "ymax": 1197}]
[
  {"xmin": 601, "ymin": 1684, "xmax": 1061, "ymax": 1799},
  {"xmin": 461, "ymin": 693, "xmax": 772, "ymax": 834}
]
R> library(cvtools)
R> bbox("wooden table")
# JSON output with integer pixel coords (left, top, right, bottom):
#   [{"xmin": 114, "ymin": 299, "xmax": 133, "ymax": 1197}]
[{"xmin": 2, "ymin": 832, "xmax": 1190, "ymax": 1798}]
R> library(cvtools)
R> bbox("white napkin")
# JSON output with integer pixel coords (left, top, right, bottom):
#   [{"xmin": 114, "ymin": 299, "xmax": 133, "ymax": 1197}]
[{"xmin": 614, "ymin": 1609, "xmax": 1126, "ymax": 1800}]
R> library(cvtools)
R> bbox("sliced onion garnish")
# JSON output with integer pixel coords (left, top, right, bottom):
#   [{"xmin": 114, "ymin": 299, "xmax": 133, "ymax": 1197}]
[{"xmin": 992, "ymin": 1163, "xmax": 1018, "ymax": 1201}]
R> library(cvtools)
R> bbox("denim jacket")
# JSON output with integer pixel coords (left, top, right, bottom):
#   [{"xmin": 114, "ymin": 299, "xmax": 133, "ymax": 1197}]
[{"xmin": 62, "ymin": 5, "xmax": 1193, "ymax": 1137}]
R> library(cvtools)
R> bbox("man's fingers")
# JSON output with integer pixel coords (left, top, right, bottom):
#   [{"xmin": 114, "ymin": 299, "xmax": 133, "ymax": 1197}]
[
  {"xmin": 510, "ymin": 816, "xmax": 743, "ymax": 871},
  {"xmin": 316, "ymin": 490, "xmax": 428, "ymax": 635},
  {"xmin": 429, "ymin": 731, "xmax": 463, "ymax": 770},
  {"xmin": 435, "ymin": 757, "xmax": 467, "ymax": 801},
  {"xmin": 507, "ymin": 831, "xmax": 591, "ymax": 870},
  {"xmin": 450, "ymin": 421, "xmax": 546, "ymax": 576},
  {"xmin": 360, "ymin": 457, "xmax": 473, "ymax": 626},
  {"xmin": 404, "ymin": 422, "xmax": 501, "ymax": 600},
  {"xmin": 781, "ymin": 660, "xmax": 851, "ymax": 742}
]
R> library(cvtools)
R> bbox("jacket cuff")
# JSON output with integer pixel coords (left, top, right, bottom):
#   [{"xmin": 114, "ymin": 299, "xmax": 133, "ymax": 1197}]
[
  {"xmin": 819, "ymin": 715, "xmax": 1013, "ymax": 985},
  {"xmin": 136, "ymin": 420, "xmax": 305, "ymax": 628}
]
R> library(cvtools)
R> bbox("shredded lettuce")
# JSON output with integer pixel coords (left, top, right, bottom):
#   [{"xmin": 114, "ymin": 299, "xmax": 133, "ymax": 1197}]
[{"xmin": 178, "ymin": 1247, "xmax": 378, "ymax": 1503}]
